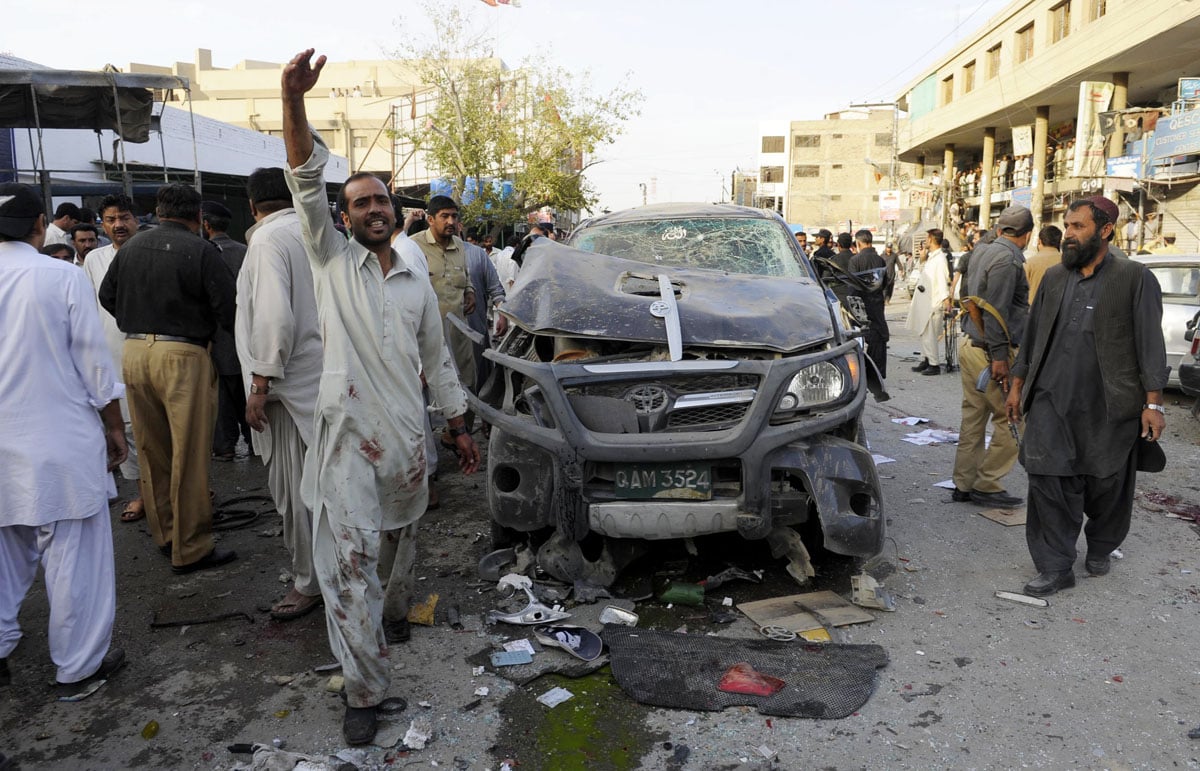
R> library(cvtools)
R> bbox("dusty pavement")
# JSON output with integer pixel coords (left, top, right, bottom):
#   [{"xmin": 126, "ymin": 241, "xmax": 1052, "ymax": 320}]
[{"xmin": 4, "ymin": 292, "xmax": 1200, "ymax": 771}]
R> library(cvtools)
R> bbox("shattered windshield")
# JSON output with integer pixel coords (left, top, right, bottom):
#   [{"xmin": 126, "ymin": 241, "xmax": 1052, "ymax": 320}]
[{"xmin": 569, "ymin": 218, "xmax": 809, "ymax": 278}]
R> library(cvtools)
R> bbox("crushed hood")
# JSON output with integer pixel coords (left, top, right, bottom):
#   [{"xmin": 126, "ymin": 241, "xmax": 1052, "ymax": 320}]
[{"xmin": 504, "ymin": 240, "xmax": 836, "ymax": 353}]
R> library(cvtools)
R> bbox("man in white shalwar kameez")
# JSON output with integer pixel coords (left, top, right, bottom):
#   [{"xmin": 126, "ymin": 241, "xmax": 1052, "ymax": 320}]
[
  {"xmin": 906, "ymin": 230, "xmax": 952, "ymax": 375},
  {"xmin": 235, "ymin": 167, "xmax": 324, "ymax": 621},
  {"xmin": 81, "ymin": 194, "xmax": 144, "ymax": 521},
  {"xmin": 0, "ymin": 183, "xmax": 128, "ymax": 695},
  {"xmin": 282, "ymin": 49, "xmax": 480, "ymax": 746}
]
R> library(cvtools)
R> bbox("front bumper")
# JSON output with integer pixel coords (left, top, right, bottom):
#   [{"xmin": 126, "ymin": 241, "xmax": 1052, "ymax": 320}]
[
  {"xmin": 472, "ymin": 341, "xmax": 884, "ymax": 560},
  {"xmin": 1180, "ymin": 360, "xmax": 1200, "ymax": 397}
]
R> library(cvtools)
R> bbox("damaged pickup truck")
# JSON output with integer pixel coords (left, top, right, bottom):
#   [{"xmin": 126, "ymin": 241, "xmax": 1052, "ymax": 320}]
[{"xmin": 467, "ymin": 203, "xmax": 884, "ymax": 586}]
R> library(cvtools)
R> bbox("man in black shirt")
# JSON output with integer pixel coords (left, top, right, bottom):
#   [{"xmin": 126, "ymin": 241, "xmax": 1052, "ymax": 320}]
[
  {"xmin": 811, "ymin": 228, "xmax": 834, "ymax": 262},
  {"xmin": 201, "ymin": 201, "xmax": 252, "ymax": 461},
  {"xmin": 848, "ymin": 229, "xmax": 889, "ymax": 389},
  {"xmin": 99, "ymin": 184, "xmax": 238, "ymax": 574}
]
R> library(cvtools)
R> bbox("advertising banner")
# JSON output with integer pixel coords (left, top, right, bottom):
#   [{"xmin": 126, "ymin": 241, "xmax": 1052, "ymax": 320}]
[
  {"xmin": 879, "ymin": 190, "xmax": 901, "ymax": 221},
  {"xmin": 1012, "ymin": 125, "xmax": 1033, "ymax": 156},
  {"xmin": 1072, "ymin": 81, "xmax": 1114, "ymax": 178}
]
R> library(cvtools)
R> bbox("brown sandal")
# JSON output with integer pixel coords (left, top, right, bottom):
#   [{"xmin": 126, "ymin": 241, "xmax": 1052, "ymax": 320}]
[{"xmin": 120, "ymin": 499, "xmax": 145, "ymax": 523}]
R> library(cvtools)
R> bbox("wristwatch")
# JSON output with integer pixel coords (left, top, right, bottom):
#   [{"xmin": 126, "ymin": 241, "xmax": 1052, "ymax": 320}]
[
  {"xmin": 250, "ymin": 381, "xmax": 270, "ymax": 395},
  {"xmin": 1144, "ymin": 403, "xmax": 1165, "ymax": 414},
  {"xmin": 448, "ymin": 425, "xmax": 469, "ymax": 438}
]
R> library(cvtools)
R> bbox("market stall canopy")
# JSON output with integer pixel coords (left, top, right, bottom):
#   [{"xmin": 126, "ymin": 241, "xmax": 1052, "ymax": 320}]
[{"xmin": 0, "ymin": 69, "xmax": 189, "ymax": 143}]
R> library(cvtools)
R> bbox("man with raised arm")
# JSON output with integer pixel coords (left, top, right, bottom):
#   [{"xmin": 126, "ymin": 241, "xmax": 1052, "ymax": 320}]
[{"xmin": 280, "ymin": 48, "xmax": 480, "ymax": 746}]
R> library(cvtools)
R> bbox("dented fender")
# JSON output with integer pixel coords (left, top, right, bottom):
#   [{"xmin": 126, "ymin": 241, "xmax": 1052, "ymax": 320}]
[{"xmin": 764, "ymin": 435, "xmax": 884, "ymax": 558}]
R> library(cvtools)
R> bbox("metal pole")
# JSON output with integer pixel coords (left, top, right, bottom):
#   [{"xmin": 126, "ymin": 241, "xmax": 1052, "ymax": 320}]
[
  {"xmin": 28, "ymin": 85, "xmax": 52, "ymax": 215},
  {"xmin": 108, "ymin": 76, "xmax": 132, "ymax": 199},
  {"xmin": 184, "ymin": 80, "xmax": 201, "ymax": 193}
]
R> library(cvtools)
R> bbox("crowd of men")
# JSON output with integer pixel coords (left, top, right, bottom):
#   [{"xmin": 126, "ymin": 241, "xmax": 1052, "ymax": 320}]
[
  {"xmin": 0, "ymin": 44, "xmax": 1173, "ymax": 746},
  {"xmin": 0, "ymin": 47, "xmax": 557, "ymax": 745},
  {"xmin": 795, "ymin": 194, "xmax": 1168, "ymax": 599}
]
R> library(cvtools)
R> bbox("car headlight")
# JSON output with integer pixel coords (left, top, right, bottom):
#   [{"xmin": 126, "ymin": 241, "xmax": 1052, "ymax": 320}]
[{"xmin": 776, "ymin": 356, "xmax": 855, "ymax": 414}]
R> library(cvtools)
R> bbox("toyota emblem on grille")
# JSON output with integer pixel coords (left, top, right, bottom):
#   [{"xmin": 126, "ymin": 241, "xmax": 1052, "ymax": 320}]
[{"xmin": 626, "ymin": 385, "xmax": 668, "ymax": 414}]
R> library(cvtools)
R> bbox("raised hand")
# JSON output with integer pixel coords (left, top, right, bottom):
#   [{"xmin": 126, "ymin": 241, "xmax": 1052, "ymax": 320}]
[{"xmin": 282, "ymin": 48, "xmax": 327, "ymax": 98}]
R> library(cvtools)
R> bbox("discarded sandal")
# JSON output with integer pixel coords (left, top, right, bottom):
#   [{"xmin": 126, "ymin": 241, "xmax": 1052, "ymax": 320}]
[
  {"xmin": 534, "ymin": 625, "xmax": 604, "ymax": 661},
  {"xmin": 270, "ymin": 590, "xmax": 323, "ymax": 622},
  {"xmin": 120, "ymin": 499, "xmax": 145, "ymax": 523}
]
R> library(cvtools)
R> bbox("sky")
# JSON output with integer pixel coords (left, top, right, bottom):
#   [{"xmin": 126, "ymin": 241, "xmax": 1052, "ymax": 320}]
[{"xmin": 4, "ymin": 0, "xmax": 1012, "ymax": 212}]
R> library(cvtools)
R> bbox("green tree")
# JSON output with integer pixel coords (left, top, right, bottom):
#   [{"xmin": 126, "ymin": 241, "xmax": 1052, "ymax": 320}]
[{"xmin": 390, "ymin": 3, "xmax": 641, "ymax": 228}]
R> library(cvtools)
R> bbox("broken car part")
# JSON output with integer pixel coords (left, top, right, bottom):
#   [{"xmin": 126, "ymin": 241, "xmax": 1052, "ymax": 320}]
[
  {"xmin": 487, "ymin": 576, "xmax": 571, "ymax": 625},
  {"xmin": 598, "ymin": 606, "xmax": 639, "ymax": 626},
  {"xmin": 850, "ymin": 573, "xmax": 896, "ymax": 611}
]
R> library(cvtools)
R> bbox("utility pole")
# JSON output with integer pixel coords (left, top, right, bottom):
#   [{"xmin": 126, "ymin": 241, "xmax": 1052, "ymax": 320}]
[
  {"xmin": 850, "ymin": 100, "xmax": 900, "ymax": 243},
  {"xmin": 639, "ymin": 182, "xmax": 647, "ymax": 206}
]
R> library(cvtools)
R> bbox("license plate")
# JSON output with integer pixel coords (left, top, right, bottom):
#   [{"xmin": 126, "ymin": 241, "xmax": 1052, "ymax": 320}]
[{"xmin": 613, "ymin": 463, "xmax": 712, "ymax": 500}]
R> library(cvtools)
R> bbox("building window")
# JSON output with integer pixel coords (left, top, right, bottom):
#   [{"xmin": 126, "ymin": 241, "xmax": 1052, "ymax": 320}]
[
  {"xmin": 832, "ymin": 133, "xmax": 844, "ymax": 139},
  {"xmin": 963, "ymin": 60, "xmax": 976, "ymax": 93},
  {"xmin": 761, "ymin": 136, "xmax": 785, "ymax": 153},
  {"xmin": 875, "ymin": 132, "xmax": 892, "ymax": 147},
  {"xmin": 793, "ymin": 134, "xmax": 821, "ymax": 148},
  {"xmin": 353, "ymin": 135, "xmax": 369, "ymax": 148},
  {"xmin": 830, "ymin": 195, "xmax": 842, "ymax": 201},
  {"xmin": 1088, "ymin": 0, "xmax": 1105, "ymax": 21},
  {"xmin": 761, "ymin": 166, "xmax": 785, "ymax": 183},
  {"xmin": 792, "ymin": 165, "xmax": 820, "ymax": 178},
  {"xmin": 941, "ymin": 75, "xmax": 954, "ymax": 105},
  {"xmin": 1016, "ymin": 23, "xmax": 1035, "ymax": 63},
  {"xmin": 986, "ymin": 44, "xmax": 1002, "ymax": 79},
  {"xmin": 831, "ymin": 164, "xmax": 843, "ymax": 170},
  {"xmin": 1050, "ymin": 1, "xmax": 1071, "ymax": 43}
]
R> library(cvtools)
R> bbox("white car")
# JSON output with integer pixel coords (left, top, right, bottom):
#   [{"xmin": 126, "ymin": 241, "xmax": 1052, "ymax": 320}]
[{"xmin": 1133, "ymin": 255, "xmax": 1200, "ymax": 390}]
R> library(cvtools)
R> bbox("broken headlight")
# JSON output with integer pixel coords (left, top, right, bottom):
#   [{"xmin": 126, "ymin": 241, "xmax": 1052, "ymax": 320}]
[{"xmin": 775, "ymin": 355, "xmax": 856, "ymax": 416}]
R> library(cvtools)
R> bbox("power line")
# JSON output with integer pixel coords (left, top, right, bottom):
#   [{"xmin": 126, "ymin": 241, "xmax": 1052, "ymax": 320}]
[{"xmin": 865, "ymin": 0, "xmax": 1000, "ymax": 101}]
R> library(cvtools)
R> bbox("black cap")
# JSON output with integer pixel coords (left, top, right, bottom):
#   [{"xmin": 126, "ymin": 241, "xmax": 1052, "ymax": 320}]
[
  {"xmin": 816, "ymin": 228, "xmax": 832, "ymax": 239},
  {"xmin": 200, "ymin": 200, "xmax": 232, "ymax": 219},
  {"xmin": 0, "ymin": 184, "xmax": 45, "ymax": 238},
  {"xmin": 996, "ymin": 205, "xmax": 1033, "ymax": 235}
]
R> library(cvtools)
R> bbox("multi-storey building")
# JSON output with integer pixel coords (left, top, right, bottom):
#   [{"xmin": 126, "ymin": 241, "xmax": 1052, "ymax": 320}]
[
  {"xmin": 758, "ymin": 111, "xmax": 919, "ymax": 236},
  {"xmin": 896, "ymin": 0, "xmax": 1200, "ymax": 250}
]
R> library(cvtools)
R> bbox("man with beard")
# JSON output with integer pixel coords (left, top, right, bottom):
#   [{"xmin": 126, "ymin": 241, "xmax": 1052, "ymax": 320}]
[
  {"xmin": 82, "ymin": 195, "xmax": 144, "ymax": 523},
  {"xmin": 281, "ymin": 48, "xmax": 479, "ymax": 745},
  {"xmin": 794, "ymin": 230, "xmax": 809, "ymax": 255},
  {"xmin": 848, "ymin": 229, "xmax": 889, "ymax": 393},
  {"xmin": 950, "ymin": 206, "xmax": 1031, "ymax": 509},
  {"xmin": 1006, "ymin": 197, "xmax": 1167, "ymax": 596}
]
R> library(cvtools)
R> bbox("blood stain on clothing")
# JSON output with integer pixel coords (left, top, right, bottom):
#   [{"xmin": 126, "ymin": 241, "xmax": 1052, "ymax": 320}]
[
  {"xmin": 359, "ymin": 438, "xmax": 384, "ymax": 463},
  {"xmin": 333, "ymin": 607, "xmax": 348, "ymax": 620}
]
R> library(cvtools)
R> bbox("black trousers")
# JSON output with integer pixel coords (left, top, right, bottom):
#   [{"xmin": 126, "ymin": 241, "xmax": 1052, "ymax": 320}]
[
  {"xmin": 213, "ymin": 373, "xmax": 251, "ymax": 454},
  {"xmin": 1025, "ymin": 447, "xmax": 1138, "ymax": 573}
]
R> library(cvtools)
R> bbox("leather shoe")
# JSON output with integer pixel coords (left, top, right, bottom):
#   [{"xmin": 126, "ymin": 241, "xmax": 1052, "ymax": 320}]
[
  {"xmin": 172, "ymin": 548, "xmax": 237, "ymax": 575},
  {"xmin": 912, "ymin": 359, "xmax": 930, "ymax": 372},
  {"xmin": 343, "ymin": 705, "xmax": 378, "ymax": 745},
  {"xmin": 969, "ymin": 490, "xmax": 1023, "ymax": 509},
  {"xmin": 1085, "ymin": 554, "xmax": 1112, "ymax": 576},
  {"xmin": 54, "ymin": 647, "xmax": 125, "ymax": 697},
  {"xmin": 383, "ymin": 618, "xmax": 411, "ymax": 644},
  {"xmin": 921, "ymin": 365, "xmax": 942, "ymax": 376},
  {"xmin": 951, "ymin": 488, "xmax": 972, "ymax": 502},
  {"xmin": 1023, "ymin": 571, "xmax": 1075, "ymax": 597}
]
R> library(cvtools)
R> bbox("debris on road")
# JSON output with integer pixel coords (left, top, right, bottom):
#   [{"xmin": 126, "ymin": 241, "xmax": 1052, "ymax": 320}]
[
  {"xmin": 995, "ymin": 591, "xmax": 1050, "ymax": 608},
  {"xmin": 149, "ymin": 610, "xmax": 254, "ymax": 629},
  {"xmin": 403, "ymin": 718, "xmax": 433, "ymax": 750},
  {"xmin": 490, "ymin": 650, "xmax": 533, "ymax": 667},
  {"xmin": 603, "ymin": 626, "xmax": 888, "ymax": 718},
  {"xmin": 717, "ymin": 662, "xmax": 786, "ymax": 696},
  {"xmin": 656, "ymin": 581, "xmax": 704, "ymax": 606},
  {"xmin": 536, "ymin": 687, "xmax": 575, "ymax": 708},
  {"xmin": 978, "ymin": 507, "xmax": 1027, "ymax": 526},
  {"xmin": 902, "ymin": 429, "xmax": 959, "ymax": 445},
  {"xmin": 851, "ymin": 573, "xmax": 897, "ymax": 611},
  {"xmin": 598, "ymin": 606, "xmax": 638, "ymax": 626},
  {"xmin": 533, "ymin": 625, "xmax": 604, "ymax": 661},
  {"xmin": 700, "ymin": 567, "xmax": 763, "ymax": 591},
  {"xmin": 740, "ymin": 590, "xmax": 873, "ymax": 635},
  {"xmin": 891, "ymin": 416, "xmax": 929, "ymax": 426},
  {"xmin": 488, "ymin": 575, "xmax": 571, "ymax": 625},
  {"xmin": 140, "ymin": 720, "xmax": 159, "ymax": 740},
  {"xmin": 407, "ymin": 593, "xmax": 439, "ymax": 626}
]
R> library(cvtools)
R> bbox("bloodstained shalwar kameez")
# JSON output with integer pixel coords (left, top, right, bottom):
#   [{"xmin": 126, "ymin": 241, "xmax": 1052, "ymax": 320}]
[
  {"xmin": 0, "ymin": 242, "xmax": 119, "ymax": 684},
  {"xmin": 286, "ymin": 134, "xmax": 467, "ymax": 708}
]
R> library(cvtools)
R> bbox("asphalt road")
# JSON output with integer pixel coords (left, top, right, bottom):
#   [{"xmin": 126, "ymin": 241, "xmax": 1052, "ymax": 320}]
[{"xmin": 3, "ymin": 295, "xmax": 1199, "ymax": 770}]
